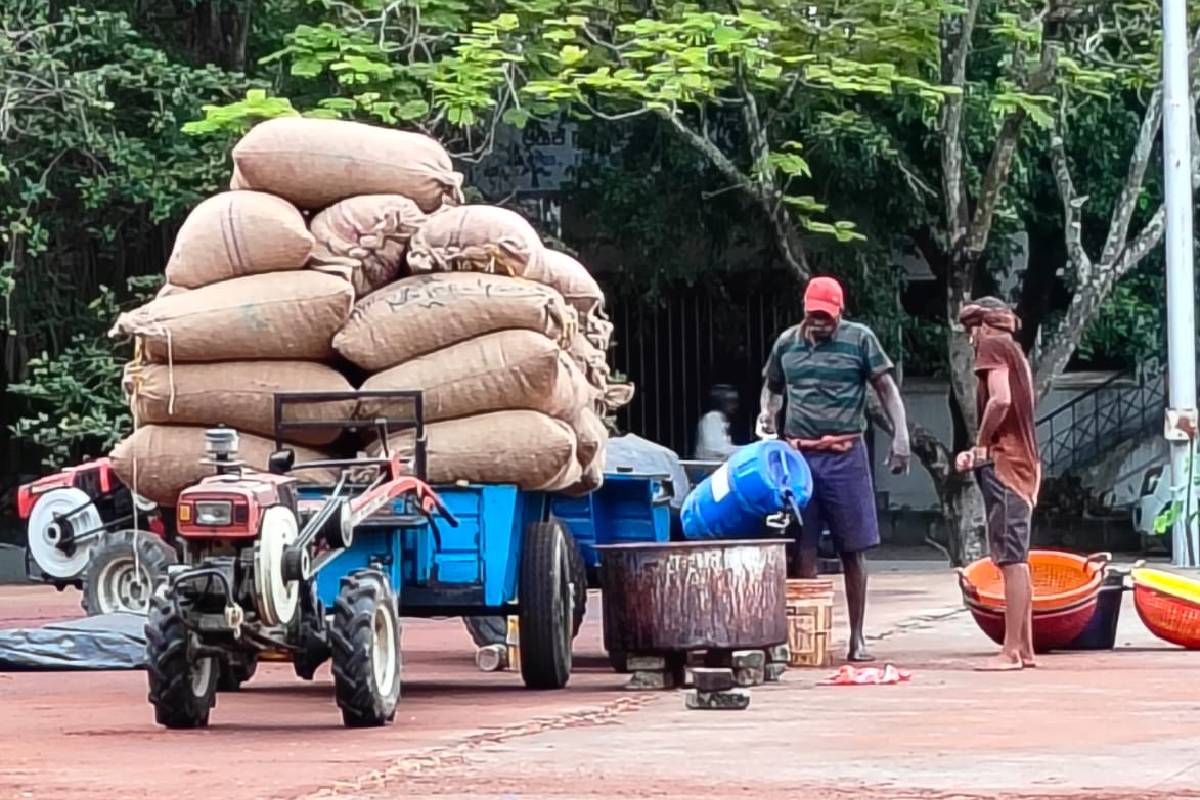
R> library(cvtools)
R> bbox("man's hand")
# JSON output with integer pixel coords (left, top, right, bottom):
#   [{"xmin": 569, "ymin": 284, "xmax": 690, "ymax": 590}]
[
  {"xmin": 887, "ymin": 436, "xmax": 911, "ymax": 475},
  {"xmin": 955, "ymin": 446, "xmax": 989, "ymax": 473},
  {"xmin": 757, "ymin": 410, "xmax": 777, "ymax": 437}
]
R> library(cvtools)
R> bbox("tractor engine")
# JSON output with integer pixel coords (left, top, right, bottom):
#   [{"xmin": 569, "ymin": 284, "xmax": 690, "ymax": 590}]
[{"xmin": 172, "ymin": 429, "xmax": 307, "ymax": 630}]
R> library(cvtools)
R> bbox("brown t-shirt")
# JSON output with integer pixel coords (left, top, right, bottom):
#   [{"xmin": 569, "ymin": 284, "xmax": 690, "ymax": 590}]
[{"xmin": 975, "ymin": 335, "xmax": 1041, "ymax": 506}]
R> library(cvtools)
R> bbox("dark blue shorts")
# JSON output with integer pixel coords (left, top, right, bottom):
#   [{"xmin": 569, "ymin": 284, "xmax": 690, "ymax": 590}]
[{"xmin": 797, "ymin": 440, "xmax": 880, "ymax": 554}]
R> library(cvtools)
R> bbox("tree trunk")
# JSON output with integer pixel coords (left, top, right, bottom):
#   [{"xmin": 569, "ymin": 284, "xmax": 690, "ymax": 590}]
[{"xmin": 941, "ymin": 474, "xmax": 988, "ymax": 565}]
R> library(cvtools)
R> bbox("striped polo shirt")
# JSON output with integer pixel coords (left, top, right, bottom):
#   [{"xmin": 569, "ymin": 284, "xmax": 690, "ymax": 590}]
[{"xmin": 763, "ymin": 321, "xmax": 894, "ymax": 439}]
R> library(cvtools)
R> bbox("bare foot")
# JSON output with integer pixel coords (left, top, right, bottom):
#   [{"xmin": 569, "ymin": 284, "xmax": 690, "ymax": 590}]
[
  {"xmin": 974, "ymin": 654, "xmax": 1024, "ymax": 672},
  {"xmin": 847, "ymin": 644, "xmax": 876, "ymax": 663},
  {"xmin": 1020, "ymin": 654, "xmax": 1038, "ymax": 668}
]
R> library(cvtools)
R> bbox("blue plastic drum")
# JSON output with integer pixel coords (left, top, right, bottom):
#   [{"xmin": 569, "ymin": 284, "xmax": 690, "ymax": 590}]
[{"xmin": 680, "ymin": 440, "xmax": 813, "ymax": 540}]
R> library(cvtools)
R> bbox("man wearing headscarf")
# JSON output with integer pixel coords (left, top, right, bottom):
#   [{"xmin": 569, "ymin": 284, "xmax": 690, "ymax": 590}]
[
  {"xmin": 758, "ymin": 276, "xmax": 911, "ymax": 662},
  {"xmin": 955, "ymin": 297, "xmax": 1042, "ymax": 671}
]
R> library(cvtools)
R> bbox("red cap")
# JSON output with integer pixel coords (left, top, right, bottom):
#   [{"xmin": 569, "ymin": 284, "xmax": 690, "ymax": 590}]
[{"xmin": 804, "ymin": 276, "xmax": 844, "ymax": 318}]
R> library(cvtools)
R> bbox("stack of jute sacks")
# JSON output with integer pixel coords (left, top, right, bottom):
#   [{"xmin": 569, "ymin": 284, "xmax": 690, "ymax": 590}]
[{"xmin": 105, "ymin": 117, "xmax": 631, "ymax": 506}]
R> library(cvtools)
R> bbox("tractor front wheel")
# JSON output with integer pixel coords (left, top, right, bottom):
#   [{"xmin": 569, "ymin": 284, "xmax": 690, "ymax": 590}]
[
  {"xmin": 145, "ymin": 595, "xmax": 218, "ymax": 729},
  {"xmin": 82, "ymin": 530, "xmax": 177, "ymax": 616},
  {"xmin": 519, "ymin": 521, "xmax": 574, "ymax": 690},
  {"xmin": 330, "ymin": 570, "xmax": 401, "ymax": 727}
]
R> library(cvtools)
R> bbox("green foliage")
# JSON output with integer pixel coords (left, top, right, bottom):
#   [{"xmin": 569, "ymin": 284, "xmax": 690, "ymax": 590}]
[
  {"xmin": 8, "ymin": 276, "xmax": 162, "ymax": 469},
  {"xmin": 1073, "ymin": 265, "xmax": 1164, "ymax": 368}
]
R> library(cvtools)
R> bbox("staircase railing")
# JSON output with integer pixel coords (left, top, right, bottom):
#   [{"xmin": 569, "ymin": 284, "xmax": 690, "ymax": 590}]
[{"xmin": 1035, "ymin": 359, "xmax": 1166, "ymax": 478}]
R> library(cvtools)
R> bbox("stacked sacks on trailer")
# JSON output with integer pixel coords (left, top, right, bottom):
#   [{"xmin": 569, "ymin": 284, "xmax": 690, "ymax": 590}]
[{"xmin": 105, "ymin": 117, "xmax": 466, "ymax": 507}]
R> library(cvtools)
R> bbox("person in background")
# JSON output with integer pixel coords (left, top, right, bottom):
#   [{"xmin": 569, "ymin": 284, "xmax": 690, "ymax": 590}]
[
  {"xmin": 758, "ymin": 276, "xmax": 910, "ymax": 663},
  {"xmin": 695, "ymin": 384, "xmax": 741, "ymax": 461},
  {"xmin": 955, "ymin": 297, "xmax": 1041, "ymax": 671}
]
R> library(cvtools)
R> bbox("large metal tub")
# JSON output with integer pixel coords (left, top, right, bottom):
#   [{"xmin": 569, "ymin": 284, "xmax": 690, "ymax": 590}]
[{"xmin": 598, "ymin": 539, "xmax": 788, "ymax": 653}]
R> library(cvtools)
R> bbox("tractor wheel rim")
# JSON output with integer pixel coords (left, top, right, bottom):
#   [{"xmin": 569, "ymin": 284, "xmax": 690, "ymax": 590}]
[
  {"xmin": 191, "ymin": 657, "xmax": 214, "ymax": 697},
  {"xmin": 95, "ymin": 557, "xmax": 151, "ymax": 615},
  {"xmin": 371, "ymin": 604, "xmax": 397, "ymax": 692}
]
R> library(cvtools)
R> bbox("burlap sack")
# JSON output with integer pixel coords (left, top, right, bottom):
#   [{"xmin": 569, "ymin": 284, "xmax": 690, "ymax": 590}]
[
  {"xmin": 407, "ymin": 205, "xmax": 544, "ymax": 277},
  {"xmin": 358, "ymin": 330, "xmax": 592, "ymax": 424},
  {"xmin": 309, "ymin": 194, "xmax": 427, "ymax": 298},
  {"xmin": 110, "ymin": 425, "xmax": 336, "ymax": 507},
  {"xmin": 334, "ymin": 272, "xmax": 576, "ymax": 371},
  {"xmin": 125, "ymin": 361, "xmax": 354, "ymax": 446},
  {"xmin": 376, "ymin": 411, "xmax": 581, "ymax": 491},
  {"xmin": 524, "ymin": 249, "xmax": 605, "ymax": 317},
  {"xmin": 165, "ymin": 191, "xmax": 313, "ymax": 289},
  {"xmin": 111, "ymin": 271, "xmax": 354, "ymax": 363},
  {"xmin": 231, "ymin": 118, "xmax": 464, "ymax": 212},
  {"xmin": 568, "ymin": 332, "xmax": 610, "ymax": 390},
  {"xmin": 571, "ymin": 407, "xmax": 608, "ymax": 467},
  {"xmin": 584, "ymin": 316, "xmax": 614, "ymax": 352},
  {"xmin": 563, "ymin": 450, "xmax": 605, "ymax": 497},
  {"xmin": 156, "ymin": 284, "xmax": 189, "ymax": 300}
]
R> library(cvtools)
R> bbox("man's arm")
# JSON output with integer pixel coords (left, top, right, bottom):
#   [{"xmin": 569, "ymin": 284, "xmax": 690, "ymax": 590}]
[
  {"xmin": 976, "ymin": 366, "xmax": 1012, "ymax": 452},
  {"xmin": 871, "ymin": 373, "xmax": 910, "ymax": 472},
  {"xmin": 759, "ymin": 381, "xmax": 784, "ymax": 435}
]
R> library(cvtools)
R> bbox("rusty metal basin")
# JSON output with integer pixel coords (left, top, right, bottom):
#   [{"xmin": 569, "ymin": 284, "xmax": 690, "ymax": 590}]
[{"xmin": 598, "ymin": 539, "xmax": 788, "ymax": 654}]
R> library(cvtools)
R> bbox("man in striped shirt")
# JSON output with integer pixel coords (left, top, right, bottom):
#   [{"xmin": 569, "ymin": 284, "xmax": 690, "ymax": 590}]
[{"xmin": 759, "ymin": 276, "xmax": 911, "ymax": 662}]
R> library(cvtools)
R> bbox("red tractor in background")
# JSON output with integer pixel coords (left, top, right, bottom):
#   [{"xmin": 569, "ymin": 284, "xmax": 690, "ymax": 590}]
[{"xmin": 16, "ymin": 458, "xmax": 177, "ymax": 615}]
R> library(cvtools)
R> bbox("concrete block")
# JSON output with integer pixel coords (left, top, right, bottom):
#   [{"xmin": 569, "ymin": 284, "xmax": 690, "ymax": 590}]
[
  {"xmin": 626, "ymin": 670, "xmax": 678, "ymax": 691},
  {"xmin": 765, "ymin": 644, "xmax": 791, "ymax": 664},
  {"xmin": 626, "ymin": 654, "xmax": 668, "ymax": 671},
  {"xmin": 685, "ymin": 688, "xmax": 751, "ymax": 710},
  {"xmin": 765, "ymin": 663, "xmax": 787, "ymax": 682},
  {"xmin": 735, "ymin": 666, "xmax": 766, "ymax": 687},
  {"xmin": 731, "ymin": 650, "xmax": 766, "ymax": 670},
  {"xmin": 691, "ymin": 667, "xmax": 735, "ymax": 692}
]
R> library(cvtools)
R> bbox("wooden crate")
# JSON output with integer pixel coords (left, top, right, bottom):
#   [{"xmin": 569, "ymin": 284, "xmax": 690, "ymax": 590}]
[{"xmin": 786, "ymin": 579, "xmax": 834, "ymax": 668}]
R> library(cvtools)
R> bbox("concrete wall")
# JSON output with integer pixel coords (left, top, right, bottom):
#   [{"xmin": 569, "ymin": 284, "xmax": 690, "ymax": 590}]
[{"xmin": 871, "ymin": 372, "xmax": 1127, "ymax": 511}]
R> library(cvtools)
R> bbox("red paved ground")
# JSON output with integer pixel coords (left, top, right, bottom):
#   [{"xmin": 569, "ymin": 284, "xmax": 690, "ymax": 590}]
[{"xmin": 0, "ymin": 585, "xmax": 637, "ymax": 800}]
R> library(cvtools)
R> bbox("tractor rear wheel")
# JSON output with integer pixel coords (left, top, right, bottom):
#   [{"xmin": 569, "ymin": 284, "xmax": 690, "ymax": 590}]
[
  {"xmin": 330, "ymin": 570, "xmax": 401, "ymax": 727},
  {"xmin": 217, "ymin": 656, "xmax": 258, "ymax": 692},
  {"xmin": 145, "ymin": 594, "xmax": 217, "ymax": 728},
  {"xmin": 519, "ymin": 521, "xmax": 574, "ymax": 690},
  {"xmin": 82, "ymin": 530, "xmax": 176, "ymax": 616}
]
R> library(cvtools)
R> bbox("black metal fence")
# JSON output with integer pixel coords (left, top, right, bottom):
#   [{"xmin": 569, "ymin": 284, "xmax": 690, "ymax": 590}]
[{"xmin": 608, "ymin": 288, "xmax": 804, "ymax": 457}]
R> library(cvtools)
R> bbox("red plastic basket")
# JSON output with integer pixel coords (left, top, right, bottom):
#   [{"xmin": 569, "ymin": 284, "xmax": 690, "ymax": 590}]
[
  {"xmin": 965, "ymin": 594, "xmax": 1099, "ymax": 653},
  {"xmin": 1133, "ymin": 583, "xmax": 1200, "ymax": 650}
]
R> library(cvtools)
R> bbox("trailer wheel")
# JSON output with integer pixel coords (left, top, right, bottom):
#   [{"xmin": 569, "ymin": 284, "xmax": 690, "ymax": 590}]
[
  {"xmin": 565, "ymin": 532, "xmax": 587, "ymax": 639},
  {"xmin": 519, "ymin": 521, "xmax": 573, "ymax": 690},
  {"xmin": 145, "ymin": 594, "xmax": 217, "ymax": 729},
  {"xmin": 330, "ymin": 570, "xmax": 401, "ymax": 727},
  {"xmin": 293, "ymin": 587, "xmax": 330, "ymax": 681},
  {"xmin": 82, "ymin": 530, "xmax": 177, "ymax": 616},
  {"xmin": 217, "ymin": 656, "xmax": 258, "ymax": 692},
  {"xmin": 463, "ymin": 615, "xmax": 508, "ymax": 648}
]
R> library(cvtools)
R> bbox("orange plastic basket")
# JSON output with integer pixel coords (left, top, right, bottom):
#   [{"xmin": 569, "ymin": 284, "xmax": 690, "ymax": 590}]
[
  {"xmin": 959, "ymin": 550, "xmax": 1109, "ymax": 613},
  {"xmin": 1132, "ymin": 569, "xmax": 1200, "ymax": 650}
]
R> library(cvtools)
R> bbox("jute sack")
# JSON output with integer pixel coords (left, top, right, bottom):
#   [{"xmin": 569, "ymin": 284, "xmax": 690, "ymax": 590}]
[
  {"xmin": 603, "ymin": 381, "xmax": 636, "ymax": 412},
  {"xmin": 359, "ymin": 330, "xmax": 592, "ymax": 423},
  {"xmin": 571, "ymin": 406, "xmax": 608, "ymax": 468},
  {"xmin": 110, "ymin": 425, "xmax": 336, "ymax": 507},
  {"xmin": 376, "ymin": 411, "xmax": 581, "ymax": 491},
  {"xmin": 334, "ymin": 272, "xmax": 576, "ymax": 371},
  {"xmin": 568, "ymin": 332, "xmax": 610, "ymax": 390},
  {"xmin": 407, "ymin": 205, "xmax": 543, "ymax": 277},
  {"xmin": 165, "ymin": 191, "xmax": 313, "ymax": 289},
  {"xmin": 584, "ymin": 316, "xmax": 613, "ymax": 352},
  {"xmin": 309, "ymin": 194, "xmax": 427, "ymax": 298},
  {"xmin": 111, "ymin": 271, "xmax": 354, "ymax": 363},
  {"xmin": 523, "ymin": 249, "xmax": 605, "ymax": 317},
  {"xmin": 156, "ymin": 284, "xmax": 189, "ymax": 300},
  {"xmin": 563, "ymin": 448, "xmax": 605, "ymax": 497},
  {"xmin": 125, "ymin": 361, "xmax": 354, "ymax": 446},
  {"xmin": 231, "ymin": 117, "xmax": 464, "ymax": 213}
]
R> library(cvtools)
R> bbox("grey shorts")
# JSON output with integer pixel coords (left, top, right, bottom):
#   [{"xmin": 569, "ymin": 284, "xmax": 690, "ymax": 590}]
[{"xmin": 976, "ymin": 464, "xmax": 1032, "ymax": 566}]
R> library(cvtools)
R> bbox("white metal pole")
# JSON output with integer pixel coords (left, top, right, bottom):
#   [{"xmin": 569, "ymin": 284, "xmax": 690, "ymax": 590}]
[{"xmin": 1161, "ymin": 0, "xmax": 1198, "ymax": 567}]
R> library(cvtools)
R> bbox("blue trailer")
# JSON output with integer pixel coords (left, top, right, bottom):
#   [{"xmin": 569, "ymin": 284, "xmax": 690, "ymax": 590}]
[{"xmin": 145, "ymin": 391, "xmax": 668, "ymax": 730}]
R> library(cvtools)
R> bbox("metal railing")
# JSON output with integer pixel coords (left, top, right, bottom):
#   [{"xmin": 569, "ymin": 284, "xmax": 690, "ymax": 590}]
[{"xmin": 1035, "ymin": 360, "xmax": 1166, "ymax": 478}]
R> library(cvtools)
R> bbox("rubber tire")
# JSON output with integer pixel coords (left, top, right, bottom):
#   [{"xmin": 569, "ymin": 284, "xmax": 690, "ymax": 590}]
[
  {"xmin": 82, "ymin": 530, "xmax": 177, "ymax": 616},
  {"xmin": 608, "ymin": 650, "xmax": 629, "ymax": 673},
  {"xmin": 518, "ymin": 521, "xmax": 574, "ymax": 690},
  {"xmin": 145, "ymin": 594, "xmax": 218, "ymax": 729},
  {"xmin": 217, "ymin": 657, "xmax": 258, "ymax": 692},
  {"xmin": 565, "ymin": 532, "xmax": 587, "ymax": 639},
  {"xmin": 330, "ymin": 570, "xmax": 402, "ymax": 727},
  {"xmin": 463, "ymin": 615, "xmax": 508, "ymax": 648},
  {"xmin": 293, "ymin": 590, "xmax": 331, "ymax": 681}
]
